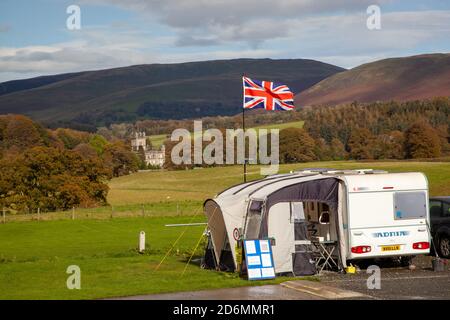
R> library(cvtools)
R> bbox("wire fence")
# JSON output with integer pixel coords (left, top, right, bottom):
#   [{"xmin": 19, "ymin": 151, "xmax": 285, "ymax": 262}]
[{"xmin": 0, "ymin": 202, "xmax": 199, "ymax": 224}]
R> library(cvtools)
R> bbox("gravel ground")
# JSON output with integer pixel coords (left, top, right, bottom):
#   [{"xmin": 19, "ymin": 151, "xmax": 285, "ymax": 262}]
[{"xmin": 319, "ymin": 255, "xmax": 450, "ymax": 299}]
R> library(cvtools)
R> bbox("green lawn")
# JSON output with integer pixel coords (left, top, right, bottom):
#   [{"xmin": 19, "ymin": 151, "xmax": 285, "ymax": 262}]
[
  {"xmin": 252, "ymin": 120, "xmax": 304, "ymax": 131},
  {"xmin": 1, "ymin": 160, "xmax": 449, "ymax": 299},
  {"xmin": 148, "ymin": 134, "xmax": 168, "ymax": 148},
  {"xmin": 0, "ymin": 216, "xmax": 299, "ymax": 299}
]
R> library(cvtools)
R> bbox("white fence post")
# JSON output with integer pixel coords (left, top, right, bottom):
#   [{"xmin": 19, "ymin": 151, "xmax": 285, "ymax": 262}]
[
  {"xmin": 139, "ymin": 231, "xmax": 146, "ymax": 253},
  {"xmin": 72, "ymin": 206, "xmax": 75, "ymax": 220},
  {"xmin": 37, "ymin": 207, "xmax": 40, "ymax": 221},
  {"xmin": 2, "ymin": 208, "xmax": 5, "ymax": 224}
]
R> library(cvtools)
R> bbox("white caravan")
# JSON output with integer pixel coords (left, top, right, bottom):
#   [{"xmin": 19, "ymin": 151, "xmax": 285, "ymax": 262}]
[{"xmin": 203, "ymin": 169, "xmax": 430, "ymax": 275}]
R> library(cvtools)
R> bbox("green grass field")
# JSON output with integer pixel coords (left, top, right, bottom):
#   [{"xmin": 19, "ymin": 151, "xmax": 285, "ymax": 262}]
[
  {"xmin": 148, "ymin": 133, "xmax": 169, "ymax": 148},
  {"xmin": 252, "ymin": 120, "xmax": 304, "ymax": 131},
  {"xmin": 0, "ymin": 216, "xmax": 300, "ymax": 299},
  {"xmin": 108, "ymin": 160, "xmax": 450, "ymax": 208},
  {"xmin": 147, "ymin": 120, "xmax": 304, "ymax": 147},
  {"xmin": 1, "ymin": 160, "xmax": 449, "ymax": 299}
]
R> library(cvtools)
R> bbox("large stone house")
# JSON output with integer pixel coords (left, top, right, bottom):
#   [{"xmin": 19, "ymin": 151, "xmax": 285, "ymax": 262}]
[{"xmin": 131, "ymin": 132, "xmax": 165, "ymax": 167}]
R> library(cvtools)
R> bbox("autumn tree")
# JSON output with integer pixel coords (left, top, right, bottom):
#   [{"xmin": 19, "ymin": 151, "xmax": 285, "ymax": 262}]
[
  {"xmin": 73, "ymin": 143, "xmax": 99, "ymax": 160},
  {"xmin": 405, "ymin": 121, "xmax": 441, "ymax": 159},
  {"xmin": 0, "ymin": 114, "xmax": 46, "ymax": 151},
  {"xmin": 0, "ymin": 114, "xmax": 154, "ymax": 211},
  {"xmin": 313, "ymin": 138, "xmax": 332, "ymax": 161},
  {"xmin": 103, "ymin": 141, "xmax": 140, "ymax": 177},
  {"xmin": 348, "ymin": 128, "xmax": 374, "ymax": 160},
  {"xmin": 435, "ymin": 124, "xmax": 450, "ymax": 155},
  {"xmin": 279, "ymin": 128, "xmax": 316, "ymax": 163},
  {"xmin": 329, "ymin": 138, "xmax": 347, "ymax": 160},
  {"xmin": 0, "ymin": 147, "xmax": 109, "ymax": 212},
  {"xmin": 372, "ymin": 131, "xmax": 405, "ymax": 159},
  {"xmin": 54, "ymin": 128, "xmax": 90, "ymax": 149}
]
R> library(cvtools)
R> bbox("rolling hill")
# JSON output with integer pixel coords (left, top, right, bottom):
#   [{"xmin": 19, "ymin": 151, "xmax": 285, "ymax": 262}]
[
  {"xmin": 296, "ymin": 53, "xmax": 450, "ymax": 106},
  {"xmin": 0, "ymin": 71, "xmax": 87, "ymax": 96},
  {"xmin": 0, "ymin": 58, "xmax": 344, "ymax": 130}
]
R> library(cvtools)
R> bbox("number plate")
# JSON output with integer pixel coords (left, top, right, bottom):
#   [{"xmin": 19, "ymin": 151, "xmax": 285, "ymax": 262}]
[{"xmin": 381, "ymin": 245, "xmax": 401, "ymax": 252}]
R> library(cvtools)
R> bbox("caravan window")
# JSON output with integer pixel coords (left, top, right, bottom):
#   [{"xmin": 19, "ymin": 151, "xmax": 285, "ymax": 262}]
[
  {"xmin": 394, "ymin": 192, "xmax": 427, "ymax": 220},
  {"xmin": 245, "ymin": 200, "xmax": 263, "ymax": 239}
]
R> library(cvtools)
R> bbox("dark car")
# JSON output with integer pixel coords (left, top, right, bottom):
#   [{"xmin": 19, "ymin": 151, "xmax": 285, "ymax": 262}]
[{"xmin": 430, "ymin": 197, "xmax": 450, "ymax": 258}]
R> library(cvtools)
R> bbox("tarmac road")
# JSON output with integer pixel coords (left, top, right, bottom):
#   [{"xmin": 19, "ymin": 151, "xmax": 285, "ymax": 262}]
[
  {"xmin": 111, "ymin": 284, "xmax": 323, "ymax": 300},
  {"xmin": 111, "ymin": 256, "xmax": 450, "ymax": 300},
  {"xmin": 319, "ymin": 255, "xmax": 450, "ymax": 300}
]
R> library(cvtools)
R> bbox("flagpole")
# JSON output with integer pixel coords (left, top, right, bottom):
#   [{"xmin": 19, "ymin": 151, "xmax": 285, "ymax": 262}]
[
  {"xmin": 242, "ymin": 74, "xmax": 247, "ymax": 183},
  {"xmin": 243, "ymin": 106, "xmax": 247, "ymax": 183}
]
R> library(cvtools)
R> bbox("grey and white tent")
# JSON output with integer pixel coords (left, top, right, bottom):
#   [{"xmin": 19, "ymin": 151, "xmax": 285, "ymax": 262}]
[
  {"xmin": 204, "ymin": 169, "xmax": 429, "ymax": 275},
  {"xmin": 203, "ymin": 170, "xmax": 348, "ymax": 275}
]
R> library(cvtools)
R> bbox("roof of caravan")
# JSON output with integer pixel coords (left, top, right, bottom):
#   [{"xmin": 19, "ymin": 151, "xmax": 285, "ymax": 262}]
[
  {"xmin": 217, "ymin": 172, "xmax": 318, "ymax": 198},
  {"xmin": 213, "ymin": 170, "xmax": 427, "ymax": 203},
  {"xmin": 342, "ymin": 172, "xmax": 427, "ymax": 192}
]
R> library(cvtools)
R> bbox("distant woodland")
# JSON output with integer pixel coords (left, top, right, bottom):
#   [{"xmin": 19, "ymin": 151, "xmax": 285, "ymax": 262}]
[
  {"xmin": 162, "ymin": 97, "xmax": 450, "ymax": 169},
  {"xmin": 301, "ymin": 97, "xmax": 449, "ymax": 161}
]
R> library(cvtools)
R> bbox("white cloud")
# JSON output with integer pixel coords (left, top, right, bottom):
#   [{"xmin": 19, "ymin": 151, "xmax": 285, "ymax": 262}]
[
  {"xmin": 0, "ymin": 26, "xmax": 278, "ymax": 81},
  {"xmin": 1, "ymin": 1, "xmax": 449, "ymax": 81},
  {"xmin": 87, "ymin": 0, "xmax": 385, "ymax": 46},
  {"xmin": 88, "ymin": 0, "xmax": 382, "ymax": 26},
  {"xmin": 283, "ymin": 10, "xmax": 450, "ymax": 67},
  {"xmin": 81, "ymin": 1, "xmax": 450, "ymax": 61}
]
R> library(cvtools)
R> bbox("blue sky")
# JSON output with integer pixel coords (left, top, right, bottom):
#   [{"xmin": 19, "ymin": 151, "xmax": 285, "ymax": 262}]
[{"xmin": 0, "ymin": 0, "xmax": 449, "ymax": 82}]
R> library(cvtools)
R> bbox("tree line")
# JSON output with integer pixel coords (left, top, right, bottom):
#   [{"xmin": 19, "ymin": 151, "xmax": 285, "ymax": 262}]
[
  {"xmin": 162, "ymin": 98, "xmax": 449, "ymax": 169},
  {"xmin": 300, "ymin": 97, "xmax": 449, "ymax": 161},
  {"xmin": 0, "ymin": 114, "xmax": 140, "ymax": 213}
]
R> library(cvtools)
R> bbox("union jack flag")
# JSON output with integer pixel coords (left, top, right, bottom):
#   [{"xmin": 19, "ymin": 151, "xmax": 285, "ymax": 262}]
[{"xmin": 243, "ymin": 76, "xmax": 294, "ymax": 111}]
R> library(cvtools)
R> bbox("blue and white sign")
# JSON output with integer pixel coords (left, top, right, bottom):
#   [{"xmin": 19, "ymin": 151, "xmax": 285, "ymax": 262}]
[{"xmin": 244, "ymin": 239, "xmax": 275, "ymax": 280}]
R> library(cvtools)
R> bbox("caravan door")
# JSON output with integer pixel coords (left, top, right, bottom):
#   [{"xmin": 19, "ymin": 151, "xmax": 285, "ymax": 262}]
[{"xmin": 268, "ymin": 202, "xmax": 294, "ymax": 273}]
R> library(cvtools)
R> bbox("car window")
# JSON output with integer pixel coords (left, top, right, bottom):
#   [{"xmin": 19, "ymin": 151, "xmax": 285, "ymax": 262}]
[
  {"xmin": 444, "ymin": 202, "xmax": 450, "ymax": 217},
  {"xmin": 430, "ymin": 200, "xmax": 442, "ymax": 218}
]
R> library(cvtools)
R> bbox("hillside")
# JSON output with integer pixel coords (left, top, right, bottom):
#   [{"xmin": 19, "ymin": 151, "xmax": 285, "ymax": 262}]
[
  {"xmin": 0, "ymin": 71, "xmax": 87, "ymax": 96},
  {"xmin": 0, "ymin": 59, "xmax": 344, "ymax": 130},
  {"xmin": 296, "ymin": 53, "xmax": 450, "ymax": 106}
]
